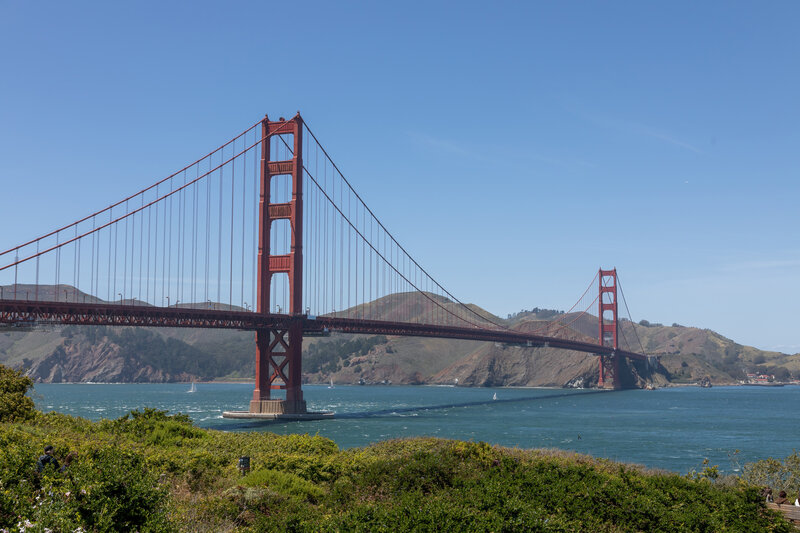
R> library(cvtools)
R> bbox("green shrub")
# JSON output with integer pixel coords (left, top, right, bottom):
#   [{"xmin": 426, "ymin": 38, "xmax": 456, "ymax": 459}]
[
  {"xmin": 742, "ymin": 451, "xmax": 800, "ymax": 496},
  {"xmin": 241, "ymin": 468, "xmax": 324, "ymax": 503},
  {"xmin": 0, "ymin": 364, "xmax": 36, "ymax": 422},
  {"xmin": 100, "ymin": 407, "xmax": 204, "ymax": 443},
  {"xmin": 1, "ymin": 408, "xmax": 794, "ymax": 532},
  {"xmin": 0, "ymin": 425, "xmax": 174, "ymax": 532}
]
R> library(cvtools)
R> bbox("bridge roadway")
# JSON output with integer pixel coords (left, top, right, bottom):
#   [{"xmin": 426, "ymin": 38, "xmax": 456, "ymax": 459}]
[{"xmin": 0, "ymin": 300, "xmax": 647, "ymax": 362}]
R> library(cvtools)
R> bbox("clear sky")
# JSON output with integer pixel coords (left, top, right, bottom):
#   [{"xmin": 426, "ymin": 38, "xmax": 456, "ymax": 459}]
[{"xmin": 1, "ymin": 1, "xmax": 798, "ymax": 352}]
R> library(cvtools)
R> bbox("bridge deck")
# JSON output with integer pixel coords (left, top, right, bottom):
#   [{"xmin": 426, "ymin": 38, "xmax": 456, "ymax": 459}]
[{"xmin": 0, "ymin": 300, "xmax": 646, "ymax": 361}]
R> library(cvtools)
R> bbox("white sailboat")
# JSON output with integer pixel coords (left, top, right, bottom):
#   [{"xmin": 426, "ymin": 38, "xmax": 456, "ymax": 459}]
[
  {"xmin": 328, "ymin": 377, "xmax": 334, "ymax": 389},
  {"xmin": 492, "ymin": 392, "xmax": 497, "ymax": 400},
  {"xmin": 188, "ymin": 382, "xmax": 196, "ymax": 393}
]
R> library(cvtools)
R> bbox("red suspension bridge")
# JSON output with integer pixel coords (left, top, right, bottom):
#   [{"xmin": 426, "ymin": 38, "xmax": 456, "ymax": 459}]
[{"xmin": 0, "ymin": 114, "xmax": 648, "ymax": 419}]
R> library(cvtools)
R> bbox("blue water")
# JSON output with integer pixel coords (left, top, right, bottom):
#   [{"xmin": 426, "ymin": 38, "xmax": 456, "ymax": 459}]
[{"xmin": 30, "ymin": 383, "xmax": 799, "ymax": 475}]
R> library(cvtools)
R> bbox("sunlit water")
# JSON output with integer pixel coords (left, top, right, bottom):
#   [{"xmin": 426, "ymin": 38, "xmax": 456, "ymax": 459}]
[{"xmin": 30, "ymin": 383, "xmax": 799, "ymax": 475}]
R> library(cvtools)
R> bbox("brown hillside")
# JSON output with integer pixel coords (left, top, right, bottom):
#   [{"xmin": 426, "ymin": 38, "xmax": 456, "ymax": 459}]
[{"xmin": 2, "ymin": 285, "xmax": 797, "ymax": 387}]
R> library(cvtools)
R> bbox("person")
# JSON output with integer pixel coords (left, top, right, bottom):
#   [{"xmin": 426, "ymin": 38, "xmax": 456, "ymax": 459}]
[
  {"xmin": 774, "ymin": 490, "xmax": 789, "ymax": 505},
  {"xmin": 795, "ymin": 491, "xmax": 800, "ymax": 507},
  {"xmin": 762, "ymin": 487, "xmax": 773, "ymax": 503},
  {"xmin": 36, "ymin": 445, "xmax": 60, "ymax": 473},
  {"xmin": 59, "ymin": 451, "xmax": 77, "ymax": 473}
]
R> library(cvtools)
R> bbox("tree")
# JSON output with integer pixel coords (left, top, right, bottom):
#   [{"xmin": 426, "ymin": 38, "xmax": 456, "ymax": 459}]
[{"xmin": 0, "ymin": 364, "xmax": 36, "ymax": 422}]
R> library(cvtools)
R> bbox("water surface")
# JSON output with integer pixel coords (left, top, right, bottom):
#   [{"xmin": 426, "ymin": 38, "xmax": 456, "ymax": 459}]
[{"xmin": 31, "ymin": 383, "xmax": 799, "ymax": 474}]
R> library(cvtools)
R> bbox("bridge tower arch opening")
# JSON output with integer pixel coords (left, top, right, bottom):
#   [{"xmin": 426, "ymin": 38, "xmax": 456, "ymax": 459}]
[
  {"xmin": 250, "ymin": 114, "xmax": 307, "ymax": 416},
  {"xmin": 597, "ymin": 268, "xmax": 620, "ymax": 389}
]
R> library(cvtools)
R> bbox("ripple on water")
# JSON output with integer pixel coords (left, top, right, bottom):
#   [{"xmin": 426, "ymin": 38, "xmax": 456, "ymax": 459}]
[{"xmin": 29, "ymin": 383, "xmax": 800, "ymax": 475}]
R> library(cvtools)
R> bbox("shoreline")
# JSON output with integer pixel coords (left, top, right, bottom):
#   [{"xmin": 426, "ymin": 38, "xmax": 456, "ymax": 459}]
[{"xmin": 28, "ymin": 378, "xmax": 800, "ymax": 391}]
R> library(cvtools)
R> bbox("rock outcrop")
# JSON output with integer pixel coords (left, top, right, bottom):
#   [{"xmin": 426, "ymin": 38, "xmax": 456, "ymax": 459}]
[{"xmin": 27, "ymin": 334, "xmax": 198, "ymax": 383}]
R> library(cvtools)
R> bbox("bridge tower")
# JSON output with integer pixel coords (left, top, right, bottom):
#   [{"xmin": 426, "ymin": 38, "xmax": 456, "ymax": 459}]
[
  {"xmin": 597, "ymin": 268, "xmax": 620, "ymax": 389},
  {"xmin": 250, "ymin": 114, "xmax": 307, "ymax": 416}
]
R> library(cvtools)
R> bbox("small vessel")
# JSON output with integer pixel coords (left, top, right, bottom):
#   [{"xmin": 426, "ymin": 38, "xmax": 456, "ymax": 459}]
[
  {"xmin": 492, "ymin": 392, "xmax": 497, "ymax": 400},
  {"xmin": 188, "ymin": 382, "xmax": 196, "ymax": 393},
  {"xmin": 328, "ymin": 377, "xmax": 334, "ymax": 389}
]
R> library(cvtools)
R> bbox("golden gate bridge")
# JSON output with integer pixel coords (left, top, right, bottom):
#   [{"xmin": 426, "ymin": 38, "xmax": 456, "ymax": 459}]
[{"xmin": 0, "ymin": 114, "xmax": 648, "ymax": 419}]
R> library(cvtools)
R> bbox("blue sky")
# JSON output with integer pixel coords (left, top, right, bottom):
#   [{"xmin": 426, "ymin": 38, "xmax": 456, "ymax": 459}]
[{"xmin": 1, "ymin": 1, "xmax": 798, "ymax": 352}]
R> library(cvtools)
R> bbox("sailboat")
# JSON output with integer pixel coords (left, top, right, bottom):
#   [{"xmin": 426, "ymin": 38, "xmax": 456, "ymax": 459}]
[
  {"xmin": 328, "ymin": 377, "xmax": 334, "ymax": 389},
  {"xmin": 492, "ymin": 392, "xmax": 497, "ymax": 400},
  {"xmin": 188, "ymin": 382, "xmax": 196, "ymax": 393}
]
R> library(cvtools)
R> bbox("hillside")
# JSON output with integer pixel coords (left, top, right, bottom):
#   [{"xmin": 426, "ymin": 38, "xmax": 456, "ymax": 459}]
[{"xmin": 2, "ymin": 285, "xmax": 798, "ymax": 387}]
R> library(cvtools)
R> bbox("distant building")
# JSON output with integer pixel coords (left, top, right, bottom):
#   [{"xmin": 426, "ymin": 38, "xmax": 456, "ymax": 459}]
[{"xmin": 746, "ymin": 373, "xmax": 773, "ymax": 383}]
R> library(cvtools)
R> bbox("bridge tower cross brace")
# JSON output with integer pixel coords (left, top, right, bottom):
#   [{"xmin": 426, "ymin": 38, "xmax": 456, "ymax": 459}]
[
  {"xmin": 597, "ymin": 268, "xmax": 620, "ymax": 389},
  {"xmin": 250, "ymin": 114, "xmax": 307, "ymax": 415}
]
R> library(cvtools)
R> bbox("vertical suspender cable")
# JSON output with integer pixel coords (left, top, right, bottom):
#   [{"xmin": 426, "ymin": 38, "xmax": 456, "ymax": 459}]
[
  {"xmin": 323, "ymin": 153, "xmax": 328, "ymax": 314},
  {"xmin": 123, "ymin": 200, "xmax": 128, "ymax": 300},
  {"xmin": 204, "ymin": 158, "xmax": 210, "ymax": 306},
  {"xmin": 167, "ymin": 182, "xmax": 173, "ymax": 304},
  {"xmin": 138, "ymin": 195, "xmax": 144, "ymax": 303},
  {"xmin": 230, "ymin": 148, "xmax": 235, "ymax": 308},
  {"xmin": 178, "ymin": 171, "xmax": 184, "ymax": 305},
  {"xmin": 146, "ymin": 204, "xmax": 151, "ymax": 305},
  {"xmin": 75, "ymin": 226, "xmax": 80, "ymax": 302},
  {"xmin": 218, "ymin": 147, "xmax": 223, "ymax": 306},
  {"xmin": 241, "ymin": 144, "xmax": 246, "ymax": 308},
  {"xmin": 253, "ymin": 134, "xmax": 258, "ymax": 310}
]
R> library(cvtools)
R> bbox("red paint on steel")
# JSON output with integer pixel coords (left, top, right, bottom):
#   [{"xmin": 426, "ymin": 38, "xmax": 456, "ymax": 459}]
[
  {"xmin": 0, "ymin": 299, "xmax": 646, "ymax": 361},
  {"xmin": 597, "ymin": 268, "xmax": 621, "ymax": 389},
  {"xmin": 253, "ymin": 115, "xmax": 305, "ymax": 410}
]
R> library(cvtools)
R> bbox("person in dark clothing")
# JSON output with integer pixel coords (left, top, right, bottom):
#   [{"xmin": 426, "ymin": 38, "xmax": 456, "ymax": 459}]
[
  {"xmin": 775, "ymin": 490, "xmax": 789, "ymax": 505},
  {"xmin": 36, "ymin": 445, "xmax": 60, "ymax": 473}
]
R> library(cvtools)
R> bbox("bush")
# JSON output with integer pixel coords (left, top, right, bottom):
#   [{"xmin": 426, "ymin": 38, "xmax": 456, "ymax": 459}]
[
  {"xmin": 0, "ymin": 364, "xmax": 36, "ymax": 422},
  {"xmin": 241, "ymin": 468, "xmax": 324, "ymax": 503},
  {"xmin": 100, "ymin": 407, "xmax": 206, "ymax": 446},
  {"xmin": 1, "ymin": 408, "xmax": 794, "ymax": 532},
  {"xmin": 0, "ymin": 425, "xmax": 173, "ymax": 532},
  {"xmin": 742, "ymin": 451, "xmax": 800, "ymax": 497}
]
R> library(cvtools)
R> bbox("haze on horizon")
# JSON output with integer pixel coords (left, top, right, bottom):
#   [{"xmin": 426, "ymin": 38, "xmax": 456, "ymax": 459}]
[{"xmin": 0, "ymin": 1, "xmax": 797, "ymax": 353}]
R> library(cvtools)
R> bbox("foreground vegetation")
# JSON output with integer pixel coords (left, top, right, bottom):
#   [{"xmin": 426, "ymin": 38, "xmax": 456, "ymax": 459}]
[{"xmin": 1, "ymin": 365, "xmax": 796, "ymax": 532}]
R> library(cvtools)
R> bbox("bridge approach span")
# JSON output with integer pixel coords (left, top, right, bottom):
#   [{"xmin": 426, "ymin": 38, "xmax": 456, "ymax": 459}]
[{"xmin": 0, "ymin": 300, "xmax": 645, "ymax": 362}]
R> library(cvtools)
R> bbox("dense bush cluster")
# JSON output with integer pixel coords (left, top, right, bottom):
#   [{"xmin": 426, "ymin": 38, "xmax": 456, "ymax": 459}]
[
  {"xmin": 0, "ymin": 363, "xmax": 795, "ymax": 531},
  {"xmin": 0, "ymin": 365, "xmax": 35, "ymax": 422},
  {"xmin": 742, "ymin": 451, "xmax": 800, "ymax": 498},
  {"xmin": 0, "ymin": 416, "xmax": 172, "ymax": 531},
  {"xmin": 507, "ymin": 308, "xmax": 565, "ymax": 321},
  {"xmin": 0, "ymin": 410, "xmax": 794, "ymax": 532}
]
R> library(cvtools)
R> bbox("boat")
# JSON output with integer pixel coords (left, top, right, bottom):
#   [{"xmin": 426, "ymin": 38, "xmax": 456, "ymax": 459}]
[
  {"xmin": 492, "ymin": 392, "xmax": 497, "ymax": 400},
  {"xmin": 187, "ymin": 382, "xmax": 196, "ymax": 393},
  {"xmin": 328, "ymin": 377, "xmax": 334, "ymax": 389}
]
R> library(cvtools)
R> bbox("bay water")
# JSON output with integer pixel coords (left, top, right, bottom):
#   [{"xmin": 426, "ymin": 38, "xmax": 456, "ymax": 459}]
[{"xmin": 30, "ymin": 383, "xmax": 798, "ymax": 475}]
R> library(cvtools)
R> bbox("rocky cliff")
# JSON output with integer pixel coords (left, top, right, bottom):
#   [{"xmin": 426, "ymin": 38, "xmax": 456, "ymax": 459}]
[{"xmin": 2, "ymin": 287, "xmax": 797, "ymax": 388}]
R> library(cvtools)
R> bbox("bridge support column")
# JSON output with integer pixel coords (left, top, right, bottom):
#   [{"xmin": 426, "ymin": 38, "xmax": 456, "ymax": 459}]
[
  {"xmin": 250, "ymin": 322, "xmax": 306, "ymax": 415},
  {"xmin": 598, "ymin": 268, "xmax": 620, "ymax": 389},
  {"xmin": 598, "ymin": 353, "xmax": 620, "ymax": 390},
  {"xmin": 246, "ymin": 113, "xmax": 310, "ymax": 417}
]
